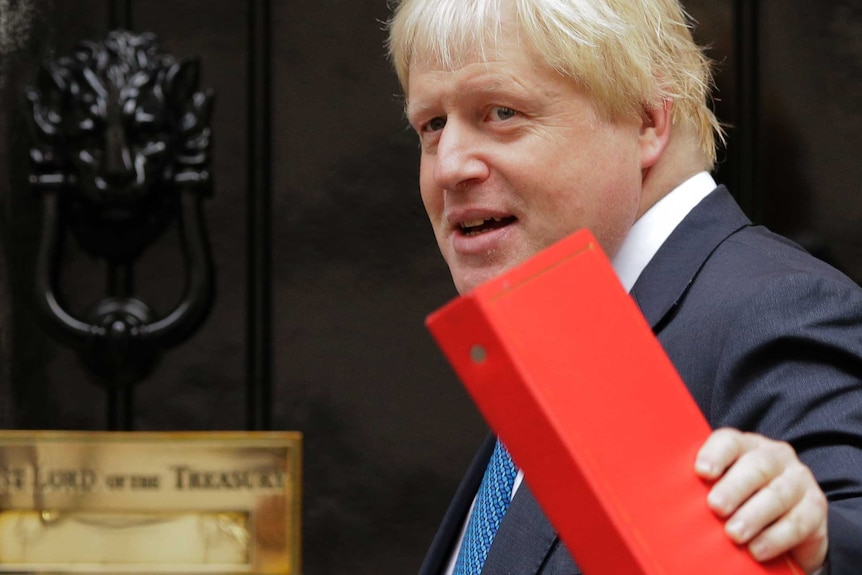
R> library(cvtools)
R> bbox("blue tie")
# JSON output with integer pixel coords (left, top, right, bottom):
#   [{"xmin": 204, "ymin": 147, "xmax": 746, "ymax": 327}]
[{"xmin": 453, "ymin": 439, "xmax": 518, "ymax": 575}]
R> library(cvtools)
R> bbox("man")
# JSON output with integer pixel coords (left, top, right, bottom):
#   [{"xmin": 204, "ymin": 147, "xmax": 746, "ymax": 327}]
[{"xmin": 387, "ymin": 0, "xmax": 862, "ymax": 574}]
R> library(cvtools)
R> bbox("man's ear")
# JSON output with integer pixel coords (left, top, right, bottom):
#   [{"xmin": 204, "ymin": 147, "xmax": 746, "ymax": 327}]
[{"xmin": 639, "ymin": 99, "xmax": 673, "ymax": 169}]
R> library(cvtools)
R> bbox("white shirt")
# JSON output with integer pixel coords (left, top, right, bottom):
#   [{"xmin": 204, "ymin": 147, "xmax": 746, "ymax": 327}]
[{"xmin": 442, "ymin": 172, "xmax": 718, "ymax": 575}]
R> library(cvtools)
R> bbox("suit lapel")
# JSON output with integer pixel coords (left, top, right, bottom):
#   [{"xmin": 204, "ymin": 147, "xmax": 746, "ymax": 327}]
[
  {"xmin": 631, "ymin": 187, "xmax": 751, "ymax": 329},
  {"xmin": 419, "ymin": 437, "xmax": 567, "ymax": 575},
  {"xmin": 482, "ymin": 484, "xmax": 563, "ymax": 575},
  {"xmin": 418, "ymin": 434, "xmax": 496, "ymax": 575}
]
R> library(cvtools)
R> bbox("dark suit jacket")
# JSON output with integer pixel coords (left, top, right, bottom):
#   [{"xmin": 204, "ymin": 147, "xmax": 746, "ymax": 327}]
[{"xmin": 419, "ymin": 187, "xmax": 862, "ymax": 575}]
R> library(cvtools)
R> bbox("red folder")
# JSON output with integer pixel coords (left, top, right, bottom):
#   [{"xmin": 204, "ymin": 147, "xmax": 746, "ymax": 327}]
[{"xmin": 425, "ymin": 229, "xmax": 801, "ymax": 575}]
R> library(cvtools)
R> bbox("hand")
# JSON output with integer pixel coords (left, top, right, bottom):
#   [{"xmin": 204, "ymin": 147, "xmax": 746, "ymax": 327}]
[{"xmin": 694, "ymin": 428, "xmax": 828, "ymax": 574}]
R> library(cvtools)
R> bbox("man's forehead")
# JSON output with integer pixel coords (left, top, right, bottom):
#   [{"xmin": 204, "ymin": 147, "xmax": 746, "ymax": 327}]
[{"xmin": 405, "ymin": 55, "xmax": 512, "ymax": 111}]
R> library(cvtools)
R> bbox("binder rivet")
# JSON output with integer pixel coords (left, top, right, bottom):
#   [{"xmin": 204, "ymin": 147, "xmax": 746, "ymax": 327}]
[{"xmin": 470, "ymin": 345, "xmax": 487, "ymax": 364}]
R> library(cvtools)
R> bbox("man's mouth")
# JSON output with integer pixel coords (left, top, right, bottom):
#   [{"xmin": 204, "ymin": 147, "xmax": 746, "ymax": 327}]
[{"xmin": 459, "ymin": 216, "xmax": 516, "ymax": 237}]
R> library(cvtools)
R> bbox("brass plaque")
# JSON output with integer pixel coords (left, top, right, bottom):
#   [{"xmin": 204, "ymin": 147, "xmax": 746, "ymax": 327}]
[{"xmin": 0, "ymin": 431, "xmax": 301, "ymax": 574}]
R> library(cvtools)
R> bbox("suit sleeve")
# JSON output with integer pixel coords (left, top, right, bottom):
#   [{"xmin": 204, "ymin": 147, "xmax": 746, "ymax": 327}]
[{"xmin": 707, "ymin": 270, "xmax": 862, "ymax": 575}]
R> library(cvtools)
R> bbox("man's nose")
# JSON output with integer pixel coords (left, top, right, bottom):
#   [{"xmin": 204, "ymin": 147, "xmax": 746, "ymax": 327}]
[{"xmin": 432, "ymin": 122, "xmax": 489, "ymax": 191}]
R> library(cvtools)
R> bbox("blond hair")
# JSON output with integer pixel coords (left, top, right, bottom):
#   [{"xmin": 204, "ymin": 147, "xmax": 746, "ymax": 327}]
[{"xmin": 387, "ymin": 0, "xmax": 724, "ymax": 165}]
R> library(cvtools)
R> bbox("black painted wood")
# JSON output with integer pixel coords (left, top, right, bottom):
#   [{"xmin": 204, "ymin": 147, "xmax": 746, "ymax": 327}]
[
  {"xmin": 109, "ymin": 0, "xmax": 132, "ymax": 30},
  {"xmin": 733, "ymin": 0, "xmax": 761, "ymax": 222},
  {"xmin": 246, "ymin": 0, "xmax": 273, "ymax": 431}
]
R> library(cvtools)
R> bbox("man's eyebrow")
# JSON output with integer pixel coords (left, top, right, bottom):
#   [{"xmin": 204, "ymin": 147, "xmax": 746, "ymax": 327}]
[
  {"xmin": 403, "ymin": 73, "xmax": 535, "ymax": 122},
  {"xmin": 404, "ymin": 99, "xmax": 432, "ymax": 122}
]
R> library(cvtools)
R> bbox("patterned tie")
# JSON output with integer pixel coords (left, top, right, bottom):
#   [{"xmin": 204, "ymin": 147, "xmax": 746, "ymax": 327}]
[{"xmin": 453, "ymin": 439, "xmax": 518, "ymax": 575}]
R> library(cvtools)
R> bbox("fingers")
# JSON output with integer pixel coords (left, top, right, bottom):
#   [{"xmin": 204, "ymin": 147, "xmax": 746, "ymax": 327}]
[
  {"xmin": 746, "ymin": 485, "xmax": 827, "ymax": 565},
  {"xmin": 702, "ymin": 433, "xmax": 798, "ymax": 520},
  {"xmin": 695, "ymin": 427, "xmax": 758, "ymax": 481},
  {"xmin": 694, "ymin": 428, "xmax": 829, "ymax": 574},
  {"xmin": 724, "ymin": 462, "xmax": 815, "ymax": 550}
]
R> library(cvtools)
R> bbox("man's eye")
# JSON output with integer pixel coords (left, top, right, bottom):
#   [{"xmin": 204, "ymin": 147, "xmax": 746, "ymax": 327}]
[
  {"xmin": 424, "ymin": 116, "xmax": 446, "ymax": 132},
  {"xmin": 490, "ymin": 107, "xmax": 518, "ymax": 121}
]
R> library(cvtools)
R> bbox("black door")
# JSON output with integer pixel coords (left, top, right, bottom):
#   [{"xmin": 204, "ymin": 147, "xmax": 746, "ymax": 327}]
[{"xmin": 0, "ymin": 1, "xmax": 859, "ymax": 573}]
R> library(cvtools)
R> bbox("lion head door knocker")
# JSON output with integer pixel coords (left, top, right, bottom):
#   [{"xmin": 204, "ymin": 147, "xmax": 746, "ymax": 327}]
[{"xmin": 26, "ymin": 31, "xmax": 214, "ymax": 387}]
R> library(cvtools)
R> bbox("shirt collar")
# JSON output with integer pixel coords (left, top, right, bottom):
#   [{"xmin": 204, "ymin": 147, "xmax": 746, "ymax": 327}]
[{"xmin": 612, "ymin": 171, "xmax": 717, "ymax": 293}]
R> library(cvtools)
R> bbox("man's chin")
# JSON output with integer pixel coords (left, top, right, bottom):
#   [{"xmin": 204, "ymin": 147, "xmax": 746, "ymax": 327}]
[{"xmin": 451, "ymin": 266, "xmax": 509, "ymax": 295}]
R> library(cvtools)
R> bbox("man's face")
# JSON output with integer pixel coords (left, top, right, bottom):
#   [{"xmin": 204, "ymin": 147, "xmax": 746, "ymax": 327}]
[{"xmin": 406, "ymin": 33, "xmax": 651, "ymax": 294}]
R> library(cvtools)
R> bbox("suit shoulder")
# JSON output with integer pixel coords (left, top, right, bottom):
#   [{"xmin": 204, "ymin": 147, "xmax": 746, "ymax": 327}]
[{"xmin": 703, "ymin": 224, "xmax": 858, "ymax": 296}]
